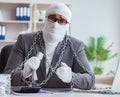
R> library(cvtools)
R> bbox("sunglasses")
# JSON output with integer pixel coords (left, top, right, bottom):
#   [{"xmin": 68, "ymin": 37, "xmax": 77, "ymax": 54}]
[{"xmin": 47, "ymin": 15, "xmax": 68, "ymax": 25}]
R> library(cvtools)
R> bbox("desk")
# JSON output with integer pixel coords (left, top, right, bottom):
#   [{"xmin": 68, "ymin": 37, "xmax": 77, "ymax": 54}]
[
  {"xmin": 10, "ymin": 92, "xmax": 120, "ymax": 97},
  {"xmin": 5, "ymin": 84, "xmax": 119, "ymax": 97}
]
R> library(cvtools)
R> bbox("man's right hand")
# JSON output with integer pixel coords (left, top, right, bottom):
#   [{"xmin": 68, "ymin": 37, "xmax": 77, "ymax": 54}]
[{"xmin": 22, "ymin": 52, "xmax": 43, "ymax": 78}]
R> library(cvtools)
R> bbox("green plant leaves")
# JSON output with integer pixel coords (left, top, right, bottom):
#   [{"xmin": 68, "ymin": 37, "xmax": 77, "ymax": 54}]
[
  {"xmin": 84, "ymin": 36, "xmax": 95, "ymax": 61},
  {"xmin": 84, "ymin": 36, "xmax": 118, "ymax": 75},
  {"xmin": 97, "ymin": 36, "xmax": 105, "ymax": 52},
  {"xmin": 84, "ymin": 36, "xmax": 118, "ymax": 63},
  {"xmin": 94, "ymin": 66, "xmax": 103, "ymax": 75}
]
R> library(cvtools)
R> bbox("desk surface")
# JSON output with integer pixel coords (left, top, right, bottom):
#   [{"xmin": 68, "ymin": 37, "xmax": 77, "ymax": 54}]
[
  {"xmin": 10, "ymin": 92, "xmax": 120, "ymax": 97},
  {"xmin": 5, "ymin": 84, "xmax": 120, "ymax": 97}
]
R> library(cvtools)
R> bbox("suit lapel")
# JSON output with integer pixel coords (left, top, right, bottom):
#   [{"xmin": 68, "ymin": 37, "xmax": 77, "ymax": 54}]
[
  {"xmin": 39, "ymin": 57, "xmax": 46, "ymax": 79},
  {"xmin": 36, "ymin": 35, "xmax": 46, "ymax": 80}
]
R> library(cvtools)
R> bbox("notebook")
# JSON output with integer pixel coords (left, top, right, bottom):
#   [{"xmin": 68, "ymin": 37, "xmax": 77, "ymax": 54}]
[{"xmin": 73, "ymin": 59, "xmax": 120, "ymax": 94}]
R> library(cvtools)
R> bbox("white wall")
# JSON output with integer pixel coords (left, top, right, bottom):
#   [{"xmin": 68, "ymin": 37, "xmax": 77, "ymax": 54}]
[
  {"xmin": 71, "ymin": 0, "xmax": 120, "ymax": 74},
  {"xmin": 0, "ymin": 0, "xmax": 71, "ymax": 3},
  {"xmin": 71, "ymin": 0, "xmax": 120, "ymax": 50},
  {"xmin": 1, "ymin": 0, "xmax": 120, "ymax": 74}
]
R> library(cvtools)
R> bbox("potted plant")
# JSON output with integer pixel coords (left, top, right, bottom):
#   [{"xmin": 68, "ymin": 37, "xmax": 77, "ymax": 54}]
[{"xmin": 84, "ymin": 36, "xmax": 118, "ymax": 75}]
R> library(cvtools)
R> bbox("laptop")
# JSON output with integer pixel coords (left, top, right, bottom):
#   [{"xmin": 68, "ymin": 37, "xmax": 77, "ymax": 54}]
[{"xmin": 73, "ymin": 59, "xmax": 120, "ymax": 94}]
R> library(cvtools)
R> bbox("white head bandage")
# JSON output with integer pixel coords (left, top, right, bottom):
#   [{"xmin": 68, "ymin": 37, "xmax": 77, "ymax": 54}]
[
  {"xmin": 46, "ymin": 3, "xmax": 72, "ymax": 23},
  {"xmin": 43, "ymin": 3, "xmax": 72, "ymax": 74}
]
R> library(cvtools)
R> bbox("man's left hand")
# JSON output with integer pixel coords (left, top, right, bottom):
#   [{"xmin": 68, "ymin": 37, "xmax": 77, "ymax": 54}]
[{"xmin": 56, "ymin": 62, "xmax": 72, "ymax": 83}]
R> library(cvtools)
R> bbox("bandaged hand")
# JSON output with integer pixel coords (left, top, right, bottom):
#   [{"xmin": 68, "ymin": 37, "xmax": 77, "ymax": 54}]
[
  {"xmin": 23, "ymin": 52, "xmax": 43, "ymax": 79},
  {"xmin": 56, "ymin": 62, "xmax": 72, "ymax": 83}
]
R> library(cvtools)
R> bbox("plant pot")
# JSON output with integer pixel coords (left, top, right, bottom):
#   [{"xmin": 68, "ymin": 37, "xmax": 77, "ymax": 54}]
[{"xmin": 95, "ymin": 75, "xmax": 114, "ymax": 85}]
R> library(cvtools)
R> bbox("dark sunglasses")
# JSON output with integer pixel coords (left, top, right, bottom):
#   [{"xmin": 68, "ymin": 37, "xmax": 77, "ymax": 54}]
[{"xmin": 47, "ymin": 15, "xmax": 68, "ymax": 25}]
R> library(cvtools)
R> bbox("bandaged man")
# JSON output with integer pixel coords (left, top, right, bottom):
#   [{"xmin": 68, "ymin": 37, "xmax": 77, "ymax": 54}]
[{"xmin": 3, "ymin": 3, "xmax": 95, "ymax": 89}]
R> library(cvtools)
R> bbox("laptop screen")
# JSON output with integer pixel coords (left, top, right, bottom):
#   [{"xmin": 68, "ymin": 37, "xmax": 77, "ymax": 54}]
[{"xmin": 111, "ymin": 59, "xmax": 120, "ymax": 92}]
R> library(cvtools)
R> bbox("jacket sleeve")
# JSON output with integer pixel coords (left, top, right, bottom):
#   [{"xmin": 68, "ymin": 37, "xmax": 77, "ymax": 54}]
[
  {"xmin": 71, "ymin": 41, "xmax": 95, "ymax": 90},
  {"xmin": 3, "ymin": 35, "xmax": 27, "ymax": 86}
]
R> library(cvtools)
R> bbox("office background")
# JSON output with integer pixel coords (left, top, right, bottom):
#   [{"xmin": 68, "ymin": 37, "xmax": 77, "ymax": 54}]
[{"xmin": 1, "ymin": 0, "xmax": 120, "ymax": 75}]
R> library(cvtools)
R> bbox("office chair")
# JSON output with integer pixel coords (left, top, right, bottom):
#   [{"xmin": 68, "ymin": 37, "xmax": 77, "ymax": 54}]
[{"xmin": 0, "ymin": 44, "xmax": 14, "ymax": 73}]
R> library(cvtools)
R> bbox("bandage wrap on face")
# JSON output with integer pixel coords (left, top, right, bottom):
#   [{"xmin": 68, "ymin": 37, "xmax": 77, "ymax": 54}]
[
  {"xmin": 46, "ymin": 3, "xmax": 72, "ymax": 23},
  {"xmin": 43, "ymin": 3, "xmax": 72, "ymax": 75},
  {"xmin": 43, "ymin": 3, "xmax": 72, "ymax": 44}
]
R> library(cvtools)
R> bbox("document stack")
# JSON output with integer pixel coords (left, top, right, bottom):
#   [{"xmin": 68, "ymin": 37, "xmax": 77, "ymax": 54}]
[
  {"xmin": 16, "ymin": 6, "xmax": 30, "ymax": 21},
  {"xmin": 0, "ymin": 25, "xmax": 6, "ymax": 40}
]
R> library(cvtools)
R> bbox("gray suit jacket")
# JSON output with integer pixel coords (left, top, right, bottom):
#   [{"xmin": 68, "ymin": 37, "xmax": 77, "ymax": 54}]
[{"xmin": 4, "ymin": 31, "xmax": 95, "ymax": 89}]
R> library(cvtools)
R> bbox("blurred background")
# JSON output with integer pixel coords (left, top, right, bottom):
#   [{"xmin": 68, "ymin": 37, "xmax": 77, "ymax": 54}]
[{"xmin": 0, "ymin": 0, "xmax": 120, "ymax": 75}]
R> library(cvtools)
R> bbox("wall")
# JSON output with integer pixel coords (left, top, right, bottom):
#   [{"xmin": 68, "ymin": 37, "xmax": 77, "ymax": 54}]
[
  {"xmin": 71, "ymin": 0, "xmax": 120, "ymax": 74},
  {"xmin": 0, "ymin": 0, "xmax": 71, "ymax": 3},
  {"xmin": 1, "ymin": 0, "xmax": 120, "ymax": 74},
  {"xmin": 71, "ymin": 0, "xmax": 120, "ymax": 50}
]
